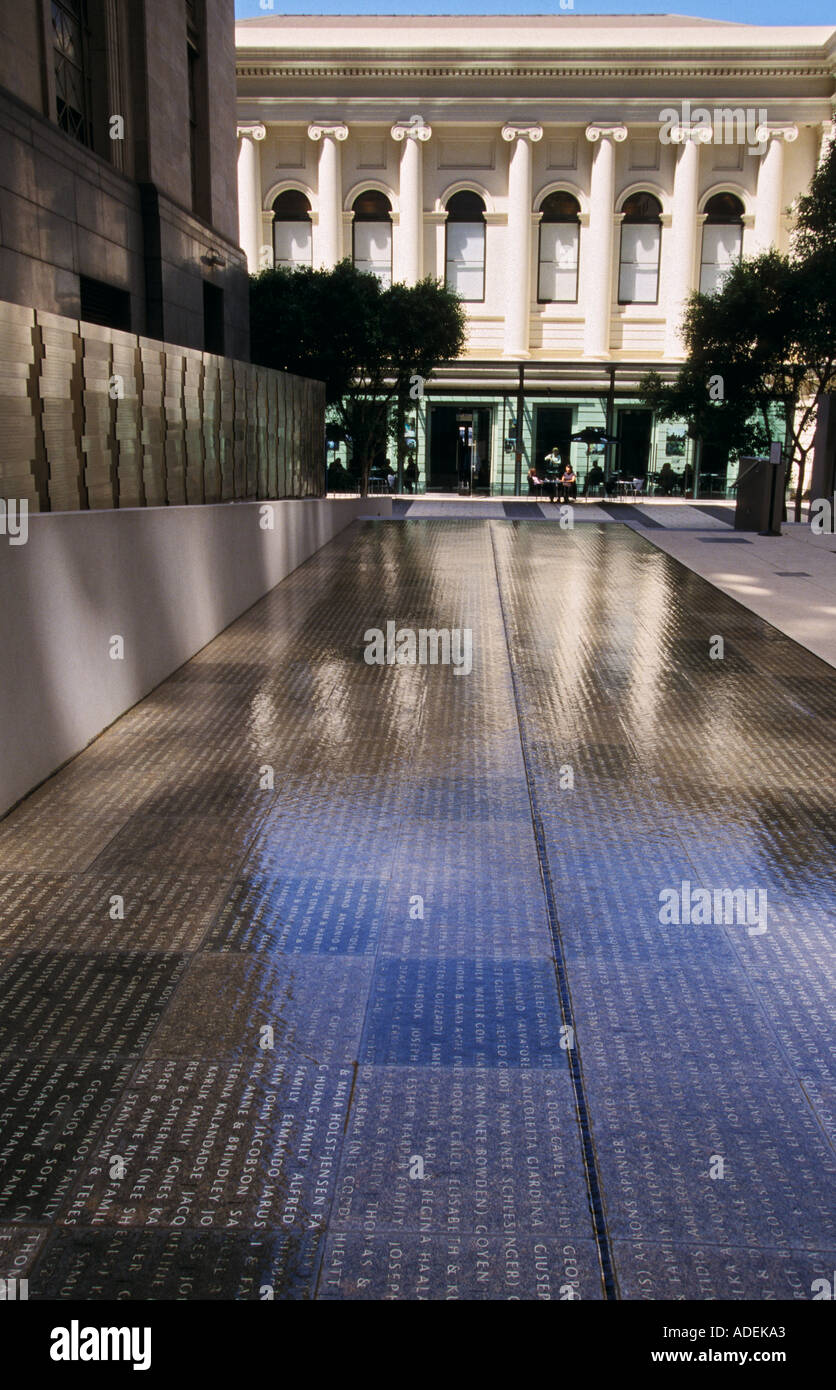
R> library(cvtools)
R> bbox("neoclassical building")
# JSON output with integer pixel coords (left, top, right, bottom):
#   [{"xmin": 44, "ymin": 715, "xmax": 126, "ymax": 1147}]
[{"xmin": 236, "ymin": 14, "xmax": 836, "ymax": 495}]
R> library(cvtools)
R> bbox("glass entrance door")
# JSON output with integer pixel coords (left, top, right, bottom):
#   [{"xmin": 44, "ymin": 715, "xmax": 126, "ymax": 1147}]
[{"xmin": 427, "ymin": 406, "xmax": 491, "ymax": 493}]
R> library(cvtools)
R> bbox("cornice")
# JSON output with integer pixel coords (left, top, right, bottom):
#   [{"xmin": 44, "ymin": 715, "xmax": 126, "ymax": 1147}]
[{"xmin": 236, "ymin": 45, "xmax": 835, "ymax": 82}]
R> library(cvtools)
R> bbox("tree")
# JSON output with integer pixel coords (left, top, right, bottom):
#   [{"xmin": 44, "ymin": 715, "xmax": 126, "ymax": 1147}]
[
  {"xmin": 250, "ymin": 262, "xmax": 467, "ymax": 495},
  {"xmin": 641, "ymin": 138, "xmax": 836, "ymax": 520}
]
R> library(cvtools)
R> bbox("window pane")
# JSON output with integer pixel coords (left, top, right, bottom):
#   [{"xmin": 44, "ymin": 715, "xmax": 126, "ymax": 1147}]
[
  {"xmin": 699, "ymin": 223, "xmax": 742, "ymax": 293},
  {"xmin": 538, "ymin": 224, "xmax": 579, "ymax": 301},
  {"xmin": 445, "ymin": 222, "xmax": 485, "ymax": 300},
  {"xmin": 619, "ymin": 224, "xmax": 660, "ymax": 302},
  {"xmin": 274, "ymin": 221, "xmax": 312, "ymax": 268},
  {"xmin": 353, "ymin": 221, "xmax": 391, "ymax": 286}
]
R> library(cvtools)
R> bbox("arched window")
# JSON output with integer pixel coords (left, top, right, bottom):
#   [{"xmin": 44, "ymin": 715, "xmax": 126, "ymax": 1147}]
[
  {"xmin": 445, "ymin": 191, "xmax": 486, "ymax": 302},
  {"xmin": 538, "ymin": 192, "xmax": 581, "ymax": 303},
  {"xmin": 272, "ymin": 190, "xmax": 312, "ymax": 270},
  {"xmin": 618, "ymin": 192, "xmax": 662, "ymax": 304},
  {"xmin": 700, "ymin": 193, "xmax": 744, "ymax": 294},
  {"xmin": 352, "ymin": 190, "xmax": 392, "ymax": 286}
]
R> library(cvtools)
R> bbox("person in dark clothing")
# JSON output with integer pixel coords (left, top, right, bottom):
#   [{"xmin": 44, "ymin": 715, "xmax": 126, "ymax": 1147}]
[
  {"xmin": 583, "ymin": 461, "xmax": 605, "ymax": 496},
  {"xmin": 559, "ymin": 463, "xmax": 577, "ymax": 504}
]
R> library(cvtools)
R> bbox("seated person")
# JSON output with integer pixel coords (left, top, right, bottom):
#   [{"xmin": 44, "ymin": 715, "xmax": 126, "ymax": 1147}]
[
  {"xmin": 528, "ymin": 465, "xmax": 556, "ymax": 502},
  {"xmin": 559, "ymin": 464, "xmax": 577, "ymax": 503},
  {"xmin": 583, "ymin": 461, "xmax": 605, "ymax": 496},
  {"xmin": 656, "ymin": 461, "xmax": 676, "ymax": 495}
]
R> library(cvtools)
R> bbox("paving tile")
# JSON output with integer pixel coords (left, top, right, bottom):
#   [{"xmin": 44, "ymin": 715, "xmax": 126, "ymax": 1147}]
[
  {"xmin": 0, "ymin": 952, "xmax": 187, "ymax": 1059},
  {"xmin": 146, "ymin": 955, "xmax": 372, "ymax": 1065},
  {"xmin": 28, "ymin": 1227, "xmax": 322, "ymax": 1300},
  {"xmin": 0, "ymin": 1055, "xmax": 135, "ymax": 1221},
  {"xmin": 612, "ymin": 1239, "xmax": 836, "ymax": 1301},
  {"xmin": 360, "ymin": 958, "xmax": 565, "ymax": 1068},
  {"xmin": 332, "ymin": 1065, "xmax": 592, "ymax": 1240},
  {"xmin": 60, "ymin": 1058, "xmax": 353, "ymax": 1233},
  {"xmin": 318, "ymin": 1230, "xmax": 605, "ymax": 1300}
]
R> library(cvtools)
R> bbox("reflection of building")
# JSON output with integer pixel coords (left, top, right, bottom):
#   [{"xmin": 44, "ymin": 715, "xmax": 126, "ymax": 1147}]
[
  {"xmin": 236, "ymin": 14, "xmax": 836, "ymax": 496},
  {"xmin": 0, "ymin": 0, "xmax": 248, "ymax": 357}
]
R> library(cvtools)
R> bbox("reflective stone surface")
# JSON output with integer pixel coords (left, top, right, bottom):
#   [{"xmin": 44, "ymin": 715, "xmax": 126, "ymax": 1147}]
[{"xmin": 0, "ymin": 519, "xmax": 834, "ymax": 1299}]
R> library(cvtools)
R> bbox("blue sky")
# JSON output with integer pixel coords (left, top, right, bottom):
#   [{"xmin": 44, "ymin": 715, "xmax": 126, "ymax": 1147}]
[{"xmin": 234, "ymin": 1, "xmax": 836, "ymax": 26}]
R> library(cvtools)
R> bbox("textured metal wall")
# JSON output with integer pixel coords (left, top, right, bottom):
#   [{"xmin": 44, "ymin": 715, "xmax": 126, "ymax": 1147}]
[{"xmin": 0, "ymin": 298, "xmax": 325, "ymax": 511}]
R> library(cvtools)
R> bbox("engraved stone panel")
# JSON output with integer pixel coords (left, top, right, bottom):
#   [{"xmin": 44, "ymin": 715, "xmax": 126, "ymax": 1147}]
[
  {"xmin": 333, "ymin": 1065, "xmax": 592, "ymax": 1240},
  {"xmin": 0, "ymin": 1056, "xmax": 134, "ymax": 1220},
  {"xmin": 319, "ymin": 1231, "xmax": 604, "ymax": 1301},
  {"xmin": 204, "ymin": 874, "xmax": 389, "ymax": 955},
  {"xmin": 62, "ymin": 1059, "xmax": 353, "ymax": 1233},
  {"xmin": 361, "ymin": 958, "xmax": 564, "ymax": 1068},
  {"xmin": 29, "ymin": 1227, "xmax": 322, "ymax": 1300},
  {"xmin": 147, "ymin": 955, "xmax": 372, "ymax": 1063},
  {"xmin": 0, "ymin": 952, "xmax": 186, "ymax": 1059}
]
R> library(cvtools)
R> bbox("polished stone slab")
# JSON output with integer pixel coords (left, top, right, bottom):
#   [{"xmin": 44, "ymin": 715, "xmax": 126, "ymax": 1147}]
[
  {"xmin": 332, "ymin": 1065, "xmax": 592, "ymax": 1241},
  {"xmin": 61, "ymin": 1058, "xmax": 353, "ymax": 1234},
  {"xmin": 0, "ymin": 952, "xmax": 186, "ymax": 1059},
  {"xmin": 29, "ymin": 1227, "xmax": 322, "ymax": 1300},
  {"xmin": 613, "ymin": 1239, "xmax": 835, "ymax": 1301},
  {"xmin": 0, "ymin": 1056, "xmax": 135, "ymax": 1221},
  {"xmin": 361, "ymin": 958, "xmax": 564, "ymax": 1068},
  {"xmin": 0, "ymin": 871, "xmax": 231, "ymax": 953},
  {"xmin": 147, "ymin": 956, "xmax": 372, "ymax": 1065},
  {"xmin": 0, "ymin": 1225, "xmax": 48, "ymax": 1279},
  {"xmin": 318, "ymin": 1230, "xmax": 605, "ymax": 1300},
  {"xmin": 204, "ymin": 874, "xmax": 391, "ymax": 955}
]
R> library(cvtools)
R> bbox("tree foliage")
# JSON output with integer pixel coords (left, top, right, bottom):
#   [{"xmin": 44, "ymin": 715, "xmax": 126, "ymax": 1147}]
[
  {"xmin": 640, "ymin": 138, "xmax": 836, "ymax": 519},
  {"xmin": 250, "ymin": 261, "xmax": 467, "ymax": 493}
]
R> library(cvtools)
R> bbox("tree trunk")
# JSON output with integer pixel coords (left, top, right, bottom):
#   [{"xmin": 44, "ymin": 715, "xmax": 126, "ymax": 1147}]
[{"xmin": 794, "ymin": 452, "xmax": 807, "ymax": 522}]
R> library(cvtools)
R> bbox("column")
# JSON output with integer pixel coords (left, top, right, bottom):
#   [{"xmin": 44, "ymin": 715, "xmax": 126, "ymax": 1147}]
[
  {"xmin": 501, "ymin": 123, "xmax": 542, "ymax": 359},
  {"xmin": 391, "ymin": 117, "xmax": 432, "ymax": 284},
  {"xmin": 818, "ymin": 119, "xmax": 835, "ymax": 168},
  {"xmin": 753, "ymin": 124, "xmax": 798, "ymax": 254},
  {"xmin": 308, "ymin": 122, "xmax": 349, "ymax": 268},
  {"xmin": 665, "ymin": 124, "xmax": 709, "ymax": 358},
  {"xmin": 236, "ymin": 123, "xmax": 266, "ymax": 272},
  {"xmin": 584, "ymin": 123, "xmax": 627, "ymax": 359}
]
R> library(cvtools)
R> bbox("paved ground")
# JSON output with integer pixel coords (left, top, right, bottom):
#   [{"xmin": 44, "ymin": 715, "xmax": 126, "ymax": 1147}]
[
  {"xmin": 1, "ymin": 517, "xmax": 834, "ymax": 1300},
  {"xmin": 393, "ymin": 499, "xmax": 836, "ymax": 669}
]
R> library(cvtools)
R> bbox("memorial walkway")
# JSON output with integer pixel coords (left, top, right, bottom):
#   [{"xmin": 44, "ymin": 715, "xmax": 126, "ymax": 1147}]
[{"xmin": 1, "ymin": 518, "xmax": 834, "ymax": 1299}]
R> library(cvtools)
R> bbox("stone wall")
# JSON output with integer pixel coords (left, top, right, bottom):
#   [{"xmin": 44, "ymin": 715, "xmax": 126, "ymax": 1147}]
[{"xmin": 0, "ymin": 299, "xmax": 325, "ymax": 512}]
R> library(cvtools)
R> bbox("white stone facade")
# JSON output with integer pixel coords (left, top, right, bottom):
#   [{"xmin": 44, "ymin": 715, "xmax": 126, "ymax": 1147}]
[
  {"xmin": 236, "ymin": 15, "xmax": 835, "ymax": 494},
  {"xmin": 237, "ymin": 15, "xmax": 834, "ymax": 363}
]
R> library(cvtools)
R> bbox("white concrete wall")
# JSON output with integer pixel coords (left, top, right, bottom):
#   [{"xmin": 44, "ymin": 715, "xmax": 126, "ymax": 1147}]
[{"xmin": 0, "ymin": 497, "xmax": 390, "ymax": 817}]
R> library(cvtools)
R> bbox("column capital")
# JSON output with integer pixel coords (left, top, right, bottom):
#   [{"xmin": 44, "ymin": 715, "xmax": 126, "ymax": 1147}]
[
  {"xmin": 391, "ymin": 116, "xmax": 432, "ymax": 142},
  {"xmin": 818, "ymin": 119, "xmax": 836, "ymax": 166},
  {"xmin": 501, "ymin": 123, "xmax": 543, "ymax": 143},
  {"xmin": 585, "ymin": 122, "xmax": 628, "ymax": 144},
  {"xmin": 237, "ymin": 122, "xmax": 266, "ymax": 141},
  {"xmin": 308, "ymin": 122, "xmax": 349, "ymax": 142},
  {"xmin": 669, "ymin": 124, "xmax": 713, "ymax": 145},
  {"xmin": 753, "ymin": 122, "xmax": 798, "ymax": 147}
]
